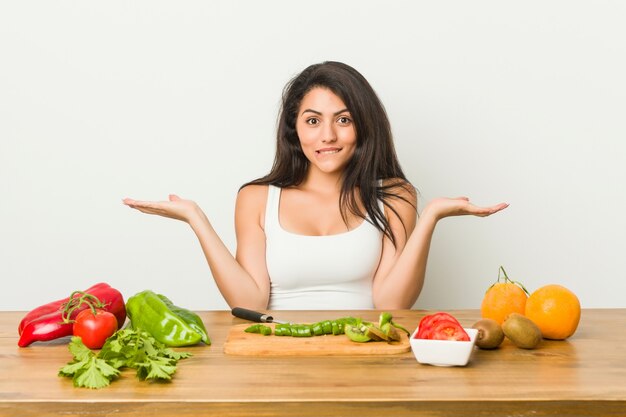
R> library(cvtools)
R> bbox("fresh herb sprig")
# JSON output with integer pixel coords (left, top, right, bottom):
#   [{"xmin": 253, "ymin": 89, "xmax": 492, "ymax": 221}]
[
  {"xmin": 58, "ymin": 337, "xmax": 120, "ymax": 389},
  {"xmin": 59, "ymin": 328, "xmax": 192, "ymax": 389}
]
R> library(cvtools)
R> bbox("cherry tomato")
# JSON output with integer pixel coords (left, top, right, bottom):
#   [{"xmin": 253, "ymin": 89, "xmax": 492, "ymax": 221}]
[{"xmin": 73, "ymin": 309, "xmax": 118, "ymax": 349}]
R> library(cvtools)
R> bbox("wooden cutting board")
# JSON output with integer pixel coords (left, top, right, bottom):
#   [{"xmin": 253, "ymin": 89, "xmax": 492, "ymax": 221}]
[{"xmin": 223, "ymin": 323, "xmax": 411, "ymax": 356}]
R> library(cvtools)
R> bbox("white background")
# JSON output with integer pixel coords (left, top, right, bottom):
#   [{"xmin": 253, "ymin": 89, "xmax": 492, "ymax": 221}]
[{"xmin": 2, "ymin": 1, "xmax": 625, "ymax": 311}]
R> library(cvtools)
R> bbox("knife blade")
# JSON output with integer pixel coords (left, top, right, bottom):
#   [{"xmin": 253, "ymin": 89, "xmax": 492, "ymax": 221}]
[{"xmin": 231, "ymin": 307, "xmax": 288, "ymax": 324}]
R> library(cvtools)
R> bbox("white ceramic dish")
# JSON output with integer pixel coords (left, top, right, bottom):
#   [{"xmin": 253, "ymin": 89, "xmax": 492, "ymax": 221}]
[{"xmin": 409, "ymin": 327, "xmax": 478, "ymax": 367}]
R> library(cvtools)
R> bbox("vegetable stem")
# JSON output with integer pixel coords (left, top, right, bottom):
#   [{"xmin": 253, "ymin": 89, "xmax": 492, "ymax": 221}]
[{"xmin": 61, "ymin": 292, "xmax": 107, "ymax": 323}]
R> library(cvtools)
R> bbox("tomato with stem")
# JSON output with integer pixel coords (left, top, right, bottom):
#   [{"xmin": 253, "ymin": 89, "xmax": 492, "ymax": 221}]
[{"xmin": 73, "ymin": 309, "xmax": 118, "ymax": 349}]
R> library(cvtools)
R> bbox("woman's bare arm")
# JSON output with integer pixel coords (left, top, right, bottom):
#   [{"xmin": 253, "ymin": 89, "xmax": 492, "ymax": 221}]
[
  {"xmin": 123, "ymin": 190, "xmax": 270, "ymax": 309},
  {"xmin": 372, "ymin": 184, "xmax": 508, "ymax": 309}
]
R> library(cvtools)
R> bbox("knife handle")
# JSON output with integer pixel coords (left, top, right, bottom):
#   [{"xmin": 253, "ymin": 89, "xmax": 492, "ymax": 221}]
[{"xmin": 232, "ymin": 307, "xmax": 274, "ymax": 323}]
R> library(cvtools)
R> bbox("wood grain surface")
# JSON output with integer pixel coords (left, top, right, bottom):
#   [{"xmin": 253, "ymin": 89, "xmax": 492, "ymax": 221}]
[
  {"xmin": 2, "ymin": 309, "xmax": 626, "ymax": 417},
  {"xmin": 223, "ymin": 323, "xmax": 410, "ymax": 355}
]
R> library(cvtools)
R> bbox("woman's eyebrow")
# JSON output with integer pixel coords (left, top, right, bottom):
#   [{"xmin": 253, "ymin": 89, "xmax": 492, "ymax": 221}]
[
  {"xmin": 301, "ymin": 109, "xmax": 321, "ymax": 116},
  {"xmin": 300, "ymin": 108, "xmax": 350, "ymax": 116}
]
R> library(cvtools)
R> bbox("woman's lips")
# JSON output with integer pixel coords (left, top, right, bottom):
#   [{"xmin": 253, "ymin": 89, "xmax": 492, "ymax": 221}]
[{"xmin": 316, "ymin": 147, "xmax": 342, "ymax": 155}]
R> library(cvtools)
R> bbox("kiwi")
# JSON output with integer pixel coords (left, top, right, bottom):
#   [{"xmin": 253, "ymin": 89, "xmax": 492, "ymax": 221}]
[
  {"xmin": 381, "ymin": 322, "xmax": 402, "ymax": 342},
  {"xmin": 472, "ymin": 318, "xmax": 504, "ymax": 349},
  {"xmin": 345, "ymin": 324, "xmax": 372, "ymax": 343},
  {"xmin": 502, "ymin": 313, "xmax": 542, "ymax": 349},
  {"xmin": 365, "ymin": 325, "xmax": 389, "ymax": 342}
]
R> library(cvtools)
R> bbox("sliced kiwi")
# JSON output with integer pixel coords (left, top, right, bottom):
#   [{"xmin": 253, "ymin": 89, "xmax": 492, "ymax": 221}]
[
  {"xmin": 365, "ymin": 324, "xmax": 389, "ymax": 342},
  {"xmin": 345, "ymin": 324, "xmax": 372, "ymax": 343},
  {"xmin": 381, "ymin": 322, "xmax": 402, "ymax": 342}
]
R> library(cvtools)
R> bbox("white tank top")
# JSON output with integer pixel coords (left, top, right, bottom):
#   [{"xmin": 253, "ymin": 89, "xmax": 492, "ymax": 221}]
[{"xmin": 265, "ymin": 185, "xmax": 383, "ymax": 310}]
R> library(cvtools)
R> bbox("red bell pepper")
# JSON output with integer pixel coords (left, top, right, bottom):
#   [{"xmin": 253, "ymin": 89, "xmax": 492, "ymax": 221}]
[
  {"xmin": 18, "ymin": 282, "xmax": 108, "ymax": 334},
  {"xmin": 18, "ymin": 283, "xmax": 126, "ymax": 347}
]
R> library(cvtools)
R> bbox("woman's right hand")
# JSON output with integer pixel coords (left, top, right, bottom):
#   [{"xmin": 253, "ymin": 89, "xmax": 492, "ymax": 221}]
[{"xmin": 122, "ymin": 194, "xmax": 202, "ymax": 223}]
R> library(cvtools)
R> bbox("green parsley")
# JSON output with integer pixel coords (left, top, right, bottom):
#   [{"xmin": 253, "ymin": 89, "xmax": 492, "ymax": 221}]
[{"xmin": 59, "ymin": 328, "xmax": 192, "ymax": 389}]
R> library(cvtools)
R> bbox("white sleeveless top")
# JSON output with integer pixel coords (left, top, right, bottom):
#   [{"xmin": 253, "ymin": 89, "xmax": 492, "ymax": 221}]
[{"xmin": 265, "ymin": 185, "xmax": 383, "ymax": 310}]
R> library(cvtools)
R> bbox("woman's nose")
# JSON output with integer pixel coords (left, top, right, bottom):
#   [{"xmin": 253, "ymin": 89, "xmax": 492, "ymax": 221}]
[{"xmin": 321, "ymin": 124, "xmax": 337, "ymax": 143}]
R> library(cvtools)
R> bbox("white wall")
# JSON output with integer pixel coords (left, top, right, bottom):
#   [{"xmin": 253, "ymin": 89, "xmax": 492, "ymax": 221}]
[{"xmin": 2, "ymin": 1, "xmax": 625, "ymax": 311}]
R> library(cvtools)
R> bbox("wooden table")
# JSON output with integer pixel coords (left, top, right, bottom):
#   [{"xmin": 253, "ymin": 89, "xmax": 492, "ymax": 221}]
[{"xmin": 1, "ymin": 309, "xmax": 625, "ymax": 417}]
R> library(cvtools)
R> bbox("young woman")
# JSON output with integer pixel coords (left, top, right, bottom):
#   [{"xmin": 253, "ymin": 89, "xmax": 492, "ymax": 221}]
[{"xmin": 123, "ymin": 61, "xmax": 508, "ymax": 310}]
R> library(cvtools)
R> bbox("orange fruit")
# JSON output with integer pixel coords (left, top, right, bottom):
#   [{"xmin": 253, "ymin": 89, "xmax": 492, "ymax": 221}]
[
  {"xmin": 525, "ymin": 284, "xmax": 581, "ymax": 340},
  {"xmin": 481, "ymin": 266, "xmax": 529, "ymax": 325}
]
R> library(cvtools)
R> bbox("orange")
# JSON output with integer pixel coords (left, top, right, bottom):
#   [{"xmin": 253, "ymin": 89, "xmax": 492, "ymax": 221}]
[
  {"xmin": 480, "ymin": 266, "xmax": 529, "ymax": 325},
  {"xmin": 525, "ymin": 284, "xmax": 581, "ymax": 340}
]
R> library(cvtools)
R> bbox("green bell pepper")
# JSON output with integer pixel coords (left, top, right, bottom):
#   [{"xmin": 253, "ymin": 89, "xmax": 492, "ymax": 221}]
[
  {"xmin": 245, "ymin": 324, "xmax": 272, "ymax": 335},
  {"xmin": 157, "ymin": 294, "xmax": 211, "ymax": 344},
  {"xmin": 126, "ymin": 290, "xmax": 210, "ymax": 346},
  {"xmin": 243, "ymin": 317, "xmax": 360, "ymax": 339}
]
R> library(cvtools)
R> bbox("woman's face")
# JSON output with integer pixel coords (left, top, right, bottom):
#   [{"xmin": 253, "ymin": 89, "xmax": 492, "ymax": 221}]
[{"xmin": 296, "ymin": 87, "xmax": 357, "ymax": 176}]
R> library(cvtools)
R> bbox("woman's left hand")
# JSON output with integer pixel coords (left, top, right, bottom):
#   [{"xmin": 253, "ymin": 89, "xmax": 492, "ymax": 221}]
[{"xmin": 422, "ymin": 197, "xmax": 509, "ymax": 221}]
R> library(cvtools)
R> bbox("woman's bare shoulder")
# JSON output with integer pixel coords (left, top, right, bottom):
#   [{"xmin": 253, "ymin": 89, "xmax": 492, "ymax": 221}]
[
  {"xmin": 236, "ymin": 184, "xmax": 271, "ymax": 227},
  {"xmin": 382, "ymin": 178, "xmax": 417, "ymax": 203},
  {"xmin": 237, "ymin": 184, "xmax": 269, "ymax": 208},
  {"xmin": 380, "ymin": 178, "xmax": 417, "ymax": 225}
]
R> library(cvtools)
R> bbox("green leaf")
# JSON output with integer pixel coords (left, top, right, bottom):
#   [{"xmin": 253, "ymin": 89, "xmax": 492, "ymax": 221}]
[
  {"xmin": 97, "ymin": 350, "xmax": 128, "ymax": 369},
  {"xmin": 161, "ymin": 348, "xmax": 192, "ymax": 360},
  {"xmin": 68, "ymin": 336, "xmax": 94, "ymax": 361},
  {"xmin": 94, "ymin": 358, "xmax": 121, "ymax": 379},
  {"xmin": 145, "ymin": 362, "xmax": 177, "ymax": 380},
  {"xmin": 73, "ymin": 357, "xmax": 115, "ymax": 389},
  {"xmin": 135, "ymin": 356, "xmax": 177, "ymax": 380},
  {"xmin": 102, "ymin": 336, "xmax": 124, "ymax": 353},
  {"xmin": 58, "ymin": 358, "xmax": 90, "ymax": 377},
  {"xmin": 142, "ymin": 336, "xmax": 158, "ymax": 356},
  {"xmin": 135, "ymin": 363, "xmax": 149, "ymax": 380}
]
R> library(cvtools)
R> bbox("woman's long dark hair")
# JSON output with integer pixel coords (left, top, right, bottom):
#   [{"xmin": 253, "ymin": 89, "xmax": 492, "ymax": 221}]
[{"xmin": 243, "ymin": 61, "xmax": 415, "ymax": 246}]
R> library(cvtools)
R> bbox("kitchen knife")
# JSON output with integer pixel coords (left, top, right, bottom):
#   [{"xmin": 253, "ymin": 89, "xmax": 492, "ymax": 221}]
[{"xmin": 231, "ymin": 307, "xmax": 288, "ymax": 324}]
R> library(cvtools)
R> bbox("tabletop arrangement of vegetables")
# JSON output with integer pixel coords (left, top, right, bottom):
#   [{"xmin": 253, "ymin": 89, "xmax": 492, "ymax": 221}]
[
  {"xmin": 16, "ymin": 265, "xmax": 582, "ymax": 386},
  {"xmin": 17, "ymin": 283, "xmax": 210, "ymax": 389}
]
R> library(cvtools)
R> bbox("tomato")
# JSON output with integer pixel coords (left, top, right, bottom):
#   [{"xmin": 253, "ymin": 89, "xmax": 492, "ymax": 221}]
[
  {"xmin": 416, "ymin": 312, "xmax": 462, "ymax": 338},
  {"xmin": 73, "ymin": 309, "xmax": 118, "ymax": 349},
  {"xmin": 429, "ymin": 320, "xmax": 470, "ymax": 341},
  {"xmin": 415, "ymin": 312, "xmax": 469, "ymax": 341}
]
